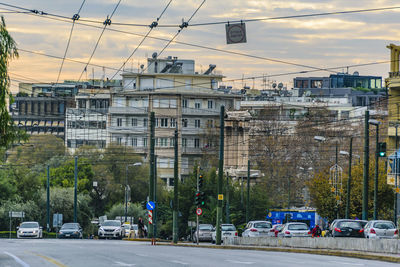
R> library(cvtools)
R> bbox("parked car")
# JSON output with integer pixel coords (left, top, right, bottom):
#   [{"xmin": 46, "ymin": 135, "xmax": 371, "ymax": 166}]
[
  {"xmin": 130, "ymin": 224, "xmax": 139, "ymax": 238},
  {"xmin": 331, "ymin": 219, "xmax": 365, "ymax": 238},
  {"xmin": 193, "ymin": 224, "xmax": 213, "ymax": 242},
  {"xmin": 122, "ymin": 223, "xmax": 132, "ymax": 238},
  {"xmin": 364, "ymin": 220, "xmax": 398, "ymax": 239},
  {"xmin": 325, "ymin": 219, "xmax": 367, "ymax": 237},
  {"xmin": 17, "ymin": 221, "xmax": 43, "ymax": 239},
  {"xmin": 98, "ymin": 220, "xmax": 125, "ymax": 239},
  {"xmin": 57, "ymin": 223, "xmax": 83, "ymax": 239},
  {"xmin": 271, "ymin": 224, "xmax": 284, "ymax": 237},
  {"xmin": 278, "ymin": 223, "xmax": 311, "ymax": 237},
  {"xmin": 242, "ymin": 221, "xmax": 273, "ymax": 237},
  {"xmin": 211, "ymin": 224, "xmax": 238, "ymax": 243}
]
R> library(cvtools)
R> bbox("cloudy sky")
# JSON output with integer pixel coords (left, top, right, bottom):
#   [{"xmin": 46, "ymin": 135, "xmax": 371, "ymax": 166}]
[{"xmin": 2, "ymin": 0, "xmax": 400, "ymax": 92}]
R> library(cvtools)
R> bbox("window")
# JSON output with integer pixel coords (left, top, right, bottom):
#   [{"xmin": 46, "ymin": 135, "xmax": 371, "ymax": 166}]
[
  {"xmin": 195, "ymin": 102, "xmax": 201, "ymax": 109},
  {"xmin": 207, "ymin": 119, "xmax": 214, "ymax": 128},
  {"xmin": 143, "ymin": 118, "xmax": 148, "ymax": 127},
  {"xmin": 195, "ymin": 119, "xmax": 201, "ymax": 128},
  {"xmin": 131, "ymin": 118, "xmax": 137, "ymax": 126},
  {"xmin": 194, "ymin": 138, "xmax": 200, "ymax": 148},
  {"xmin": 208, "ymin": 100, "xmax": 213, "ymax": 109},
  {"xmin": 155, "ymin": 118, "xmax": 159, "ymax": 127},
  {"xmin": 132, "ymin": 138, "xmax": 138, "ymax": 147},
  {"xmin": 160, "ymin": 99, "xmax": 169, "ymax": 108},
  {"xmin": 182, "ymin": 119, "xmax": 188, "ymax": 128},
  {"xmin": 160, "ymin": 138, "xmax": 168, "ymax": 147},
  {"xmin": 169, "ymin": 178, "xmax": 174, "ymax": 187},
  {"xmin": 182, "ymin": 138, "xmax": 187, "ymax": 147},
  {"xmin": 143, "ymin": 137, "xmax": 148, "ymax": 147},
  {"xmin": 117, "ymin": 137, "xmax": 122, "ymax": 145},
  {"xmin": 117, "ymin": 118, "xmax": 123, "ymax": 127},
  {"xmin": 170, "ymin": 138, "xmax": 175, "ymax": 147},
  {"xmin": 170, "ymin": 118, "xmax": 176, "ymax": 128},
  {"xmin": 182, "ymin": 99, "xmax": 188, "ymax": 108},
  {"xmin": 161, "ymin": 118, "xmax": 168, "ymax": 127}
]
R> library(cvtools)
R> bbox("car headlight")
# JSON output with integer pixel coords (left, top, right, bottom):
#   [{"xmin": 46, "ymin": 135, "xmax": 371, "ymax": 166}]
[
  {"xmin": 99, "ymin": 227, "xmax": 104, "ymax": 232},
  {"xmin": 33, "ymin": 230, "xmax": 37, "ymax": 233},
  {"xmin": 114, "ymin": 229, "xmax": 121, "ymax": 232}
]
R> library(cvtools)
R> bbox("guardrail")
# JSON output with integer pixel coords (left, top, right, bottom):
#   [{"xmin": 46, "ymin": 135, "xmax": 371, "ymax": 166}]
[{"xmin": 223, "ymin": 237, "xmax": 400, "ymax": 254}]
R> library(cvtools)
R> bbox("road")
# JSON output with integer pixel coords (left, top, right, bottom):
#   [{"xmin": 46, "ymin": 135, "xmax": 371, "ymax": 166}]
[{"xmin": 0, "ymin": 239, "xmax": 398, "ymax": 267}]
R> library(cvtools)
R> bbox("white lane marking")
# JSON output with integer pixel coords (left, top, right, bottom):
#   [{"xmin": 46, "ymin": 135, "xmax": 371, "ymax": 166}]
[
  {"xmin": 113, "ymin": 261, "xmax": 136, "ymax": 266},
  {"xmin": 329, "ymin": 261, "xmax": 364, "ymax": 266},
  {"xmin": 170, "ymin": 260, "xmax": 189, "ymax": 265},
  {"xmin": 225, "ymin": 259, "xmax": 255, "ymax": 265},
  {"xmin": 4, "ymin": 251, "xmax": 30, "ymax": 267},
  {"xmin": 134, "ymin": 253, "xmax": 148, "ymax": 257}
]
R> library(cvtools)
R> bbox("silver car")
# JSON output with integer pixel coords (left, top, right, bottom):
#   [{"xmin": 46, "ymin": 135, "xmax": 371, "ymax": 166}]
[
  {"xmin": 211, "ymin": 224, "xmax": 238, "ymax": 243},
  {"xmin": 242, "ymin": 221, "xmax": 273, "ymax": 237},
  {"xmin": 17, "ymin": 221, "xmax": 43, "ymax": 239},
  {"xmin": 193, "ymin": 224, "xmax": 213, "ymax": 242},
  {"xmin": 364, "ymin": 220, "xmax": 398, "ymax": 239},
  {"xmin": 98, "ymin": 220, "xmax": 125, "ymax": 239},
  {"xmin": 278, "ymin": 223, "xmax": 311, "ymax": 237}
]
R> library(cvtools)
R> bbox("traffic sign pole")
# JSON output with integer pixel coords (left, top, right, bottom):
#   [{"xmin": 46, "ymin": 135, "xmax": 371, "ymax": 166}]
[{"xmin": 196, "ymin": 165, "xmax": 200, "ymax": 245}]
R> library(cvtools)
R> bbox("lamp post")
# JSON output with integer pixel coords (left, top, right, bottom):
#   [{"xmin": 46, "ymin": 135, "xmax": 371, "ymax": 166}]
[
  {"xmin": 369, "ymin": 119, "xmax": 381, "ymax": 220},
  {"xmin": 125, "ymin": 162, "xmax": 142, "ymax": 222}
]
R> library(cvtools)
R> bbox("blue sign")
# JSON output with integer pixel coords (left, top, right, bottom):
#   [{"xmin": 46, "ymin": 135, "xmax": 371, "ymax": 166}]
[
  {"xmin": 266, "ymin": 210, "xmax": 316, "ymax": 229},
  {"xmin": 146, "ymin": 201, "xmax": 155, "ymax": 211}
]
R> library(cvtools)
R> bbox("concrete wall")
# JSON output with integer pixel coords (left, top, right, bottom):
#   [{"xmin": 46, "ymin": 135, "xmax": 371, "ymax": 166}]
[{"xmin": 224, "ymin": 237, "xmax": 400, "ymax": 254}]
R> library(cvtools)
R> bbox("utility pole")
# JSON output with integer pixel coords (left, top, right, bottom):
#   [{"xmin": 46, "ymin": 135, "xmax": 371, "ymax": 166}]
[
  {"xmin": 74, "ymin": 156, "xmax": 78, "ymax": 223},
  {"xmin": 173, "ymin": 129, "xmax": 179, "ymax": 243},
  {"xmin": 149, "ymin": 112, "xmax": 155, "ymax": 238},
  {"xmin": 216, "ymin": 105, "xmax": 224, "ymax": 245},
  {"xmin": 345, "ymin": 137, "xmax": 353, "ymax": 219},
  {"xmin": 335, "ymin": 141, "xmax": 339, "ymax": 219},
  {"xmin": 154, "ymin": 155, "xmax": 157, "ymax": 239},
  {"xmin": 246, "ymin": 160, "xmax": 250, "ymax": 223},
  {"xmin": 225, "ymin": 172, "xmax": 230, "ymax": 224},
  {"xmin": 374, "ymin": 124, "xmax": 379, "ymax": 220},
  {"xmin": 46, "ymin": 165, "xmax": 50, "ymax": 232},
  {"xmin": 125, "ymin": 165, "xmax": 128, "ymax": 223},
  {"xmin": 395, "ymin": 124, "xmax": 399, "ymax": 226},
  {"xmin": 196, "ymin": 165, "xmax": 200, "ymax": 245},
  {"xmin": 362, "ymin": 110, "xmax": 369, "ymax": 221}
]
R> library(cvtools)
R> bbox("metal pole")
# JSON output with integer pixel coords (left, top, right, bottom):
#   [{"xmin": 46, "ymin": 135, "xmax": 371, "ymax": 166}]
[
  {"xmin": 196, "ymin": 165, "xmax": 199, "ymax": 245},
  {"xmin": 173, "ymin": 129, "xmax": 178, "ymax": 244},
  {"xmin": 345, "ymin": 137, "xmax": 353, "ymax": 219},
  {"xmin": 74, "ymin": 156, "xmax": 78, "ymax": 223},
  {"xmin": 395, "ymin": 125, "xmax": 399, "ymax": 226},
  {"xmin": 225, "ymin": 172, "xmax": 230, "ymax": 224},
  {"xmin": 362, "ymin": 110, "xmax": 369, "ymax": 220},
  {"xmin": 47, "ymin": 165, "xmax": 50, "ymax": 232},
  {"xmin": 216, "ymin": 105, "xmax": 224, "ymax": 245},
  {"xmin": 246, "ymin": 160, "xmax": 250, "ymax": 223},
  {"xmin": 241, "ymin": 177, "xmax": 244, "ymax": 207},
  {"xmin": 287, "ymin": 176, "xmax": 290, "ymax": 210},
  {"xmin": 335, "ymin": 142, "xmax": 339, "ymax": 219},
  {"xmin": 149, "ymin": 112, "xmax": 155, "ymax": 238},
  {"xmin": 125, "ymin": 165, "xmax": 128, "ymax": 223},
  {"xmin": 374, "ymin": 124, "xmax": 379, "ymax": 220},
  {"xmin": 154, "ymin": 155, "xmax": 157, "ymax": 239}
]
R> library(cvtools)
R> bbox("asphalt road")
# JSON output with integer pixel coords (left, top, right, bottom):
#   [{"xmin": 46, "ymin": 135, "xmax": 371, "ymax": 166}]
[{"xmin": 0, "ymin": 239, "xmax": 398, "ymax": 267}]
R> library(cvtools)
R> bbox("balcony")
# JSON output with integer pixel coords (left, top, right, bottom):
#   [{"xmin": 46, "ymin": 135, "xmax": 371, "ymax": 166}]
[
  {"xmin": 182, "ymin": 108, "xmax": 219, "ymax": 116},
  {"xmin": 109, "ymin": 106, "xmax": 148, "ymax": 115},
  {"xmin": 181, "ymin": 147, "xmax": 202, "ymax": 154}
]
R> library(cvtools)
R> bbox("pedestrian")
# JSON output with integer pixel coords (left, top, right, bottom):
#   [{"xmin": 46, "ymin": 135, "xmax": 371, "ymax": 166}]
[
  {"xmin": 312, "ymin": 224, "xmax": 322, "ymax": 237},
  {"xmin": 138, "ymin": 217, "xmax": 145, "ymax": 238}
]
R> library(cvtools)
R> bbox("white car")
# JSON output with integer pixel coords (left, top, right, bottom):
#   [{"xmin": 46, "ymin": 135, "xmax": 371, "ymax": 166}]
[
  {"xmin": 98, "ymin": 220, "xmax": 125, "ymax": 239},
  {"xmin": 17, "ymin": 221, "xmax": 43, "ymax": 239},
  {"xmin": 211, "ymin": 224, "xmax": 238, "ymax": 243},
  {"xmin": 364, "ymin": 220, "xmax": 398, "ymax": 239},
  {"xmin": 242, "ymin": 221, "xmax": 273, "ymax": 237},
  {"xmin": 278, "ymin": 223, "xmax": 311, "ymax": 238}
]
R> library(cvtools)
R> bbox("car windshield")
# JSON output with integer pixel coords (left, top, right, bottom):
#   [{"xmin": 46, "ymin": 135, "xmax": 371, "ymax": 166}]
[
  {"xmin": 253, "ymin": 222, "xmax": 271, "ymax": 228},
  {"xmin": 338, "ymin": 221, "xmax": 362, "ymax": 229},
  {"xmin": 122, "ymin": 224, "xmax": 130, "ymax": 229},
  {"xmin": 199, "ymin": 225, "xmax": 213, "ymax": 231},
  {"xmin": 20, "ymin": 222, "xmax": 39, "ymax": 228},
  {"xmin": 221, "ymin": 225, "xmax": 236, "ymax": 231},
  {"xmin": 288, "ymin": 224, "xmax": 308, "ymax": 230},
  {"xmin": 373, "ymin": 222, "xmax": 395, "ymax": 229},
  {"xmin": 102, "ymin": 221, "xmax": 120, "ymax": 227},
  {"xmin": 132, "ymin": 225, "xmax": 138, "ymax": 230},
  {"xmin": 61, "ymin": 223, "xmax": 78, "ymax": 230}
]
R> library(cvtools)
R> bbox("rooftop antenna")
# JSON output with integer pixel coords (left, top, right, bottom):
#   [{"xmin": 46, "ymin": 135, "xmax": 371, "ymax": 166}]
[{"xmin": 346, "ymin": 66, "xmax": 349, "ymax": 74}]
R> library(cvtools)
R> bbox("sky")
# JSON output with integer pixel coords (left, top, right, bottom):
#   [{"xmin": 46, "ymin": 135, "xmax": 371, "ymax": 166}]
[{"xmin": 2, "ymin": 0, "xmax": 400, "ymax": 92}]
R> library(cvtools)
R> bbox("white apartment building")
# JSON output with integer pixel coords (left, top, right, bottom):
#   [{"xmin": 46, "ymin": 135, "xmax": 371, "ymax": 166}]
[{"xmin": 108, "ymin": 55, "xmax": 241, "ymax": 185}]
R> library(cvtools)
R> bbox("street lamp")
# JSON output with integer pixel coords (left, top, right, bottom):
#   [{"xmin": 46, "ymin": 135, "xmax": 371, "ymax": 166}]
[
  {"xmin": 125, "ymin": 162, "xmax": 142, "ymax": 222},
  {"xmin": 369, "ymin": 119, "xmax": 381, "ymax": 220}
]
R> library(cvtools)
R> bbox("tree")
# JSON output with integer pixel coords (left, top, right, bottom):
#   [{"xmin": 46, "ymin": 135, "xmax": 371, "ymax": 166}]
[{"xmin": 0, "ymin": 16, "xmax": 27, "ymax": 147}]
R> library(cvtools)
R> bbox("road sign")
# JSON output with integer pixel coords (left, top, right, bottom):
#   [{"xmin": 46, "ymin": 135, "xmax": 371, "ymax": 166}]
[
  {"xmin": 188, "ymin": 221, "xmax": 196, "ymax": 227},
  {"xmin": 196, "ymin": 208, "xmax": 203, "ymax": 216},
  {"xmin": 8, "ymin": 211, "xmax": 25, "ymax": 218},
  {"xmin": 225, "ymin": 23, "xmax": 247, "ymax": 44},
  {"xmin": 218, "ymin": 194, "xmax": 224, "ymax": 200},
  {"xmin": 146, "ymin": 201, "xmax": 155, "ymax": 211},
  {"xmin": 148, "ymin": 210, "xmax": 153, "ymax": 224}
]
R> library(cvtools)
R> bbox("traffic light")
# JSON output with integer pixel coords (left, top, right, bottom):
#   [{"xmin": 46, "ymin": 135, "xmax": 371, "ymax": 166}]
[
  {"xmin": 195, "ymin": 191, "xmax": 201, "ymax": 206},
  {"xmin": 199, "ymin": 191, "xmax": 205, "ymax": 206},
  {"xmin": 199, "ymin": 175, "xmax": 204, "ymax": 188},
  {"xmin": 378, "ymin": 142, "xmax": 387, "ymax": 157}
]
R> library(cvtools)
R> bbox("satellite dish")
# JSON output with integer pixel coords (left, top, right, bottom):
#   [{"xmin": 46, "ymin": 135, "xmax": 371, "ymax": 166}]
[
  {"xmin": 152, "ymin": 52, "xmax": 158, "ymax": 59},
  {"xmin": 272, "ymin": 83, "xmax": 277, "ymax": 88},
  {"xmin": 140, "ymin": 64, "xmax": 144, "ymax": 69},
  {"xmin": 278, "ymin": 82, "xmax": 283, "ymax": 89}
]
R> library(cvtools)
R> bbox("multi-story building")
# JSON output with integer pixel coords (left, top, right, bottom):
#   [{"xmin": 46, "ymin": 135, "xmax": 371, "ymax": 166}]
[{"xmin": 108, "ymin": 55, "xmax": 241, "ymax": 185}]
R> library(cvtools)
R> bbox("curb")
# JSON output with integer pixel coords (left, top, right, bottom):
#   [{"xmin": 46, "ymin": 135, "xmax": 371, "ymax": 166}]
[{"xmin": 156, "ymin": 243, "xmax": 400, "ymax": 263}]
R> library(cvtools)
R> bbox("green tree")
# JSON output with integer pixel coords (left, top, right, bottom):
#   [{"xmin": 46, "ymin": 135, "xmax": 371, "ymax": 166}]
[{"xmin": 0, "ymin": 16, "xmax": 27, "ymax": 147}]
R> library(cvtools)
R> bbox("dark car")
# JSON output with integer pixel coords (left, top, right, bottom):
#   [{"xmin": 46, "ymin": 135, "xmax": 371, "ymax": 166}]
[
  {"xmin": 57, "ymin": 223, "xmax": 83, "ymax": 239},
  {"xmin": 331, "ymin": 219, "xmax": 365, "ymax": 238}
]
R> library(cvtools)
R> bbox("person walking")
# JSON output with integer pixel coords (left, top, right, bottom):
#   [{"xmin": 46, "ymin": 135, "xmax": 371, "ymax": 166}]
[
  {"xmin": 138, "ymin": 217, "xmax": 145, "ymax": 238},
  {"xmin": 312, "ymin": 224, "xmax": 322, "ymax": 238}
]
